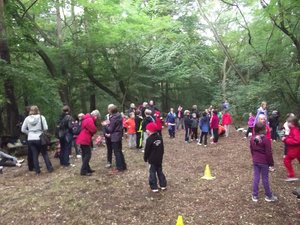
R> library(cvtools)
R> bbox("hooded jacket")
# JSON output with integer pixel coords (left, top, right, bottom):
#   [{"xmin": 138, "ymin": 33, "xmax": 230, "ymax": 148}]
[
  {"xmin": 250, "ymin": 135, "xmax": 274, "ymax": 166},
  {"xmin": 106, "ymin": 113, "xmax": 123, "ymax": 142},
  {"xmin": 199, "ymin": 116, "xmax": 210, "ymax": 133},
  {"xmin": 284, "ymin": 127, "xmax": 300, "ymax": 157},
  {"xmin": 76, "ymin": 114, "xmax": 97, "ymax": 146},
  {"xmin": 144, "ymin": 132, "xmax": 164, "ymax": 165},
  {"xmin": 222, "ymin": 113, "xmax": 232, "ymax": 125},
  {"xmin": 21, "ymin": 114, "xmax": 48, "ymax": 141}
]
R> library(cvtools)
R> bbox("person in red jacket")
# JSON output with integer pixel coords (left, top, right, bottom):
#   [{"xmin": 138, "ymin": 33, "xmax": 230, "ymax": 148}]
[
  {"xmin": 76, "ymin": 110, "xmax": 100, "ymax": 176},
  {"xmin": 124, "ymin": 112, "xmax": 136, "ymax": 149},
  {"xmin": 210, "ymin": 110, "xmax": 219, "ymax": 144},
  {"xmin": 282, "ymin": 116, "xmax": 300, "ymax": 182},
  {"xmin": 154, "ymin": 111, "xmax": 163, "ymax": 136},
  {"xmin": 222, "ymin": 110, "xmax": 232, "ymax": 137}
]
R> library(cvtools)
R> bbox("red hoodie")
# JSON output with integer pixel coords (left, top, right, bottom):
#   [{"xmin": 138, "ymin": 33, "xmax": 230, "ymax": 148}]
[
  {"xmin": 76, "ymin": 114, "xmax": 97, "ymax": 146},
  {"xmin": 284, "ymin": 127, "xmax": 300, "ymax": 157},
  {"xmin": 222, "ymin": 113, "xmax": 232, "ymax": 125}
]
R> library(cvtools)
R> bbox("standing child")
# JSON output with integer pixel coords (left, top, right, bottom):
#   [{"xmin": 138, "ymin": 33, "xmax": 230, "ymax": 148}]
[
  {"xmin": 142, "ymin": 109, "xmax": 155, "ymax": 151},
  {"xmin": 184, "ymin": 110, "xmax": 191, "ymax": 143},
  {"xmin": 245, "ymin": 112, "xmax": 255, "ymax": 138},
  {"xmin": 282, "ymin": 116, "xmax": 300, "ymax": 182},
  {"xmin": 250, "ymin": 122, "xmax": 277, "ymax": 202},
  {"xmin": 190, "ymin": 113, "xmax": 198, "ymax": 141},
  {"xmin": 222, "ymin": 110, "xmax": 232, "ymax": 137},
  {"xmin": 154, "ymin": 111, "xmax": 163, "ymax": 136},
  {"xmin": 144, "ymin": 122, "xmax": 167, "ymax": 193},
  {"xmin": 210, "ymin": 110, "xmax": 219, "ymax": 144},
  {"xmin": 198, "ymin": 112, "xmax": 209, "ymax": 147},
  {"xmin": 269, "ymin": 111, "xmax": 280, "ymax": 142},
  {"xmin": 283, "ymin": 113, "xmax": 295, "ymax": 156},
  {"xmin": 125, "ymin": 112, "xmax": 136, "ymax": 149},
  {"xmin": 135, "ymin": 110, "xmax": 144, "ymax": 150},
  {"xmin": 166, "ymin": 108, "xmax": 176, "ymax": 139}
]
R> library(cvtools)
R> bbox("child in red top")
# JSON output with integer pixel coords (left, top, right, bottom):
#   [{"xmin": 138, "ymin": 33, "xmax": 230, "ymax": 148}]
[
  {"xmin": 154, "ymin": 111, "xmax": 163, "ymax": 136},
  {"xmin": 210, "ymin": 110, "xmax": 219, "ymax": 144},
  {"xmin": 125, "ymin": 112, "xmax": 136, "ymax": 149},
  {"xmin": 222, "ymin": 111, "xmax": 232, "ymax": 137},
  {"xmin": 282, "ymin": 116, "xmax": 300, "ymax": 182}
]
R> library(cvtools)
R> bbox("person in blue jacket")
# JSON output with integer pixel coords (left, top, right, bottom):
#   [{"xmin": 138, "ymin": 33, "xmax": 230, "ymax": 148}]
[
  {"xmin": 198, "ymin": 112, "xmax": 210, "ymax": 147},
  {"xmin": 166, "ymin": 108, "xmax": 176, "ymax": 138}
]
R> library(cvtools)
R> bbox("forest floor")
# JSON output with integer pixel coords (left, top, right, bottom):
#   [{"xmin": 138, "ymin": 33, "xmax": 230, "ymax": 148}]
[{"xmin": 1, "ymin": 128, "xmax": 300, "ymax": 225}]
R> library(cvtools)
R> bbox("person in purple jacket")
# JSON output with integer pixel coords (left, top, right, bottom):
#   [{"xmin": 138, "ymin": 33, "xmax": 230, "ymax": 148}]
[
  {"xmin": 102, "ymin": 104, "xmax": 127, "ymax": 174},
  {"xmin": 245, "ymin": 112, "xmax": 255, "ymax": 138},
  {"xmin": 250, "ymin": 122, "xmax": 278, "ymax": 202}
]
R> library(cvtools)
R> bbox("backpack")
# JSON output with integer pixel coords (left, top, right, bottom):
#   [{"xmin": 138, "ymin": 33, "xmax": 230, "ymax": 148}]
[
  {"xmin": 56, "ymin": 115, "xmax": 72, "ymax": 138},
  {"xmin": 72, "ymin": 122, "xmax": 82, "ymax": 135}
]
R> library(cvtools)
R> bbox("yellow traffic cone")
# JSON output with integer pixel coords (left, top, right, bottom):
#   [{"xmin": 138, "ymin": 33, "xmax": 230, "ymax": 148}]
[
  {"xmin": 176, "ymin": 215, "xmax": 184, "ymax": 225},
  {"xmin": 201, "ymin": 164, "xmax": 216, "ymax": 180}
]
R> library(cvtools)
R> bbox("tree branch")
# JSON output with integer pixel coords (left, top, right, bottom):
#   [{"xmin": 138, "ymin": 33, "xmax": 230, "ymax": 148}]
[{"xmin": 21, "ymin": 0, "xmax": 38, "ymax": 19}]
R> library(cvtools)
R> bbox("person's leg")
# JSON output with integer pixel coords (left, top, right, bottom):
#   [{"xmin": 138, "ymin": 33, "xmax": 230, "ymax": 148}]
[
  {"xmin": 176, "ymin": 118, "xmax": 180, "ymax": 130},
  {"xmin": 261, "ymin": 164, "xmax": 272, "ymax": 198},
  {"xmin": 252, "ymin": 163, "xmax": 261, "ymax": 197},
  {"xmin": 284, "ymin": 155, "xmax": 296, "ymax": 178},
  {"xmin": 27, "ymin": 144, "xmax": 34, "ymax": 171},
  {"xmin": 118, "ymin": 141, "xmax": 127, "ymax": 170},
  {"xmin": 157, "ymin": 164, "xmax": 167, "ymax": 188},
  {"xmin": 29, "ymin": 141, "xmax": 41, "ymax": 174},
  {"xmin": 185, "ymin": 128, "xmax": 189, "ymax": 142},
  {"xmin": 80, "ymin": 145, "xmax": 91, "ymax": 175},
  {"xmin": 149, "ymin": 164, "xmax": 158, "ymax": 190},
  {"xmin": 199, "ymin": 132, "xmax": 204, "ymax": 144},
  {"xmin": 105, "ymin": 138, "xmax": 113, "ymax": 165},
  {"xmin": 136, "ymin": 132, "xmax": 140, "ymax": 148},
  {"xmin": 204, "ymin": 132, "xmax": 208, "ymax": 145},
  {"xmin": 246, "ymin": 127, "xmax": 251, "ymax": 137},
  {"xmin": 168, "ymin": 126, "xmax": 172, "ymax": 138},
  {"xmin": 112, "ymin": 141, "xmax": 125, "ymax": 171},
  {"xmin": 128, "ymin": 134, "xmax": 132, "ymax": 148},
  {"xmin": 225, "ymin": 125, "xmax": 229, "ymax": 137},
  {"xmin": 172, "ymin": 126, "xmax": 176, "ymax": 138},
  {"xmin": 143, "ymin": 132, "xmax": 148, "ymax": 148},
  {"xmin": 59, "ymin": 137, "xmax": 65, "ymax": 166},
  {"xmin": 213, "ymin": 128, "xmax": 219, "ymax": 143},
  {"xmin": 64, "ymin": 135, "xmax": 72, "ymax": 165},
  {"xmin": 0, "ymin": 158, "xmax": 16, "ymax": 167},
  {"xmin": 40, "ymin": 146, "xmax": 53, "ymax": 172}
]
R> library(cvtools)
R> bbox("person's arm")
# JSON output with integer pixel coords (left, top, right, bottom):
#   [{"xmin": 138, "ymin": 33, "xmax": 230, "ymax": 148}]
[
  {"xmin": 85, "ymin": 119, "xmax": 98, "ymax": 135},
  {"xmin": 106, "ymin": 118, "xmax": 116, "ymax": 134},
  {"xmin": 285, "ymin": 131, "xmax": 300, "ymax": 146},
  {"xmin": 264, "ymin": 138, "xmax": 274, "ymax": 166},
  {"xmin": 144, "ymin": 137, "xmax": 151, "ymax": 162},
  {"xmin": 21, "ymin": 118, "xmax": 29, "ymax": 134},
  {"xmin": 42, "ymin": 116, "xmax": 48, "ymax": 131}
]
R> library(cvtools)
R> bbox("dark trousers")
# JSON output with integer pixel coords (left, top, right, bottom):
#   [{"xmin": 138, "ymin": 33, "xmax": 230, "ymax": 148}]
[
  {"xmin": 27, "ymin": 145, "xmax": 34, "ymax": 171},
  {"xmin": 252, "ymin": 163, "xmax": 272, "ymax": 198},
  {"xmin": 149, "ymin": 164, "xmax": 167, "ymax": 190},
  {"xmin": 28, "ymin": 140, "xmax": 53, "ymax": 174},
  {"xmin": 245, "ymin": 127, "xmax": 253, "ymax": 137},
  {"xmin": 168, "ymin": 126, "xmax": 175, "ymax": 138},
  {"xmin": 59, "ymin": 134, "xmax": 72, "ymax": 166},
  {"xmin": 213, "ymin": 128, "xmax": 219, "ymax": 143},
  {"xmin": 112, "ymin": 141, "xmax": 127, "ymax": 171},
  {"xmin": 0, "ymin": 158, "xmax": 15, "ymax": 167},
  {"xmin": 80, "ymin": 145, "xmax": 92, "ymax": 174},
  {"xmin": 200, "ymin": 132, "xmax": 208, "ymax": 145},
  {"xmin": 271, "ymin": 126, "xmax": 278, "ymax": 141},
  {"xmin": 157, "ymin": 130, "xmax": 162, "ymax": 137},
  {"xmin": 191, "ymin": 128, "xmax": 198, "ymax": 140},
  {"xmin": 106, "ymin": 137, "xmax": 113, "ymax": 164},
  {"xmin": 136, "ymin": 132, "xmax": 143, "ymax": 149},
  {"xmin": 185, "ymin": 128, "xmax": 190, "ymax": 142}
]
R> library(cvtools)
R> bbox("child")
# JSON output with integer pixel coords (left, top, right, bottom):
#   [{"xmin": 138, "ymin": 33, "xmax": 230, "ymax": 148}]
[
  {"xmin": 184, "ymin": 110, "xmax": 192, "ymax": 143},
  {"xmin": 125, "ymin": 112, "xmax": 136, "ymax": 149},
  {"xmin": 245, "ymin": 112, "xmax": 255, "ymax": 138},
  {"xmin": 190, "ymin": 113, "xmax": 198, "ymax": 141},
  {"xmin": 269, "ymin": 111, "xmax": 280, "ymax": 142},
  {"xmin": 222, "ymin": 110, "xmax": 232, "ymax": 137},
  {"xmin": 255, "ymin": 101, "xmax": 268, "ymax": 124},
  {"xmin": 144, "ymin": 122, "xmax": 167, "ymax": 193},
  {"xmin": 135, "ymin": 110, "xmax": 144, "ymax": 150},
  {"xmin": 282, "ymin": 116, "xmax": 300, "ymax": 182},
  {"xmin": 210, "ymin": 110, "xmax": 219, "ymax": 144},
  {"xmin": 283, "ymin": 113, "xmax": 295, "ymax": 156},
  {"xmin": 166, "ymin": 108, "xmax": 176, "ymax": 139},
  {"xmin": 198, "ymin": 112, "xmax": 209, "ymax": 147},
  {"xmin": 250, "ymin": 122, "xmax": 277, "ymax": 202},
  {"xmin": 142, "ymin": 109, "xmax": 155, "ymax": 150},
  {"xmin": 154, "ymin": 111, "xmax": 163, "ymax": 136},
  {"xmin": 121, "ymin": 112, "xmax": 128, "ymax": 138}
]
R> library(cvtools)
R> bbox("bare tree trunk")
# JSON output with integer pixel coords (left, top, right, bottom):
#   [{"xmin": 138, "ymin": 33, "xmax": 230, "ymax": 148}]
[
  {"xmin": 222, "ymin": 57, "xmax": 231, "ymax": 101},
  {"xmin": 0, "ymin": 0, "xmax": 20, "ymax": 137},
  {"xmin": 89, "ymin": 94, "xmax": 96, "ymax": 112}
]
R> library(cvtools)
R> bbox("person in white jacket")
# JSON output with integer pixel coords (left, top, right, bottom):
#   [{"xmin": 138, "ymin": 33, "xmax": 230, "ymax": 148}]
[{"xmin": 21, "ymin": 105, "xmax": 53, "ymax": 175}]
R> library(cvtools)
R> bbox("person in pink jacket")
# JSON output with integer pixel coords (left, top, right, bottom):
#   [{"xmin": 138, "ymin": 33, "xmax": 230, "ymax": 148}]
[
  {"xmin": 76, "ymin": 110, "xmax": 100, "ymax": 176},
  {"xmin": 222, "ymin": 110, "xmax": 232, "ymax": 137}
]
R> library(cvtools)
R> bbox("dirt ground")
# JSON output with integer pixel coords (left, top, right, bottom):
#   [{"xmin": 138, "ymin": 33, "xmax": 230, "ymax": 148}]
[{"xmin": 1, "ymin": 128, "xmax": 300, "ymax": 225}]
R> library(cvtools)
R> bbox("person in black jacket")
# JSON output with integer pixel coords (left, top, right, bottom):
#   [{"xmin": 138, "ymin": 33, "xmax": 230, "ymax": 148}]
[
  {"xmin": 135, "ymin": 110, "xmax": 143, "ymax": 150},
  {"xmin": 269, "ymin": 110, "xmax": 280, "ymax": 142},
  {"xmin": 184, "ymin": 110, "xmax": 192, "ymax": 143},
  {"xmin": 144, "ymin": 122, "xmax": 167, "ymax": 193}
]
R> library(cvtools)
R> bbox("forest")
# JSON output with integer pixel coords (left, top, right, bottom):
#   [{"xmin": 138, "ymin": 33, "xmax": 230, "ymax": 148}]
[{"xmin": 1, "ymin": 0, "xmax": 300, "ymax": 136}]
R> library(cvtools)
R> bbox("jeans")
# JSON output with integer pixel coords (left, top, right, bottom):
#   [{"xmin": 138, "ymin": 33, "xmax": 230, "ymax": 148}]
[
  {"xmin": 271, "ymin": 126, "xmax": 278, "ymax": 141},
  {"xmin": 59, "ymin": 133, "xmax": 73, "ymax": 166},
  {"xmin": 213, "ymin": 128, "xmax": 219, "ymax": 143},
  {"xmin": 185, "ymin": 128, "xmax": 190, "ymax": 142},
  {"xmin": 191, "ymin": 128, "xmax": 198, "ymax": 140},
  {"xmin": 149, "ymin": 164, "xmax": 167, "ymax": 190},
  {"xmin": 245, "ymin": 127, "xmax": 253, "ymax": 138},
  {"xmin": 168, "ymin": 125, "xmax": 175, "ymax": 138},
  {"xmin": 224, "ymin": 125, "xmax": 230, "ymax": 137},
  {"xmin": 136, "ymin": 132, "xmax": 143, "ymax": 149},
  {"xmin": 106, "ymin": 137, "xmax": 113, "ymax": 164},
  {"xmin": 199, "ymin": 132, "xmax": 208, "ymax": 145},
  {"xmin": 252, "ymin": 163, "xmax": 272, "ymax": 198},
  {"xmin": 80, "ymin": 145, "xmax": 92, "ymax": 174},
  {"xmin": 128, "ymin": 134, "xmax": 136, "ymax": 148},
  {"xmin": 112, "ymin": 141, "xmax": 127, "ymax": 171},
  {"xmin": 27, "ymin": 144, "xmax": 34, "ymax": 171},
  {"xmin": 143, "ymin": 132, "xmax": 149, "ymax": 148},
  {"xmin": 176, "ymin": 118, "xmax": 184, "ymax": 130},
  {"xmin": 0, "ymin": 151, "xmax": 17, "ymax": 166},
  {"xmin": 28, "ymin": 140, "xmax": 53, "ymax": 174}
]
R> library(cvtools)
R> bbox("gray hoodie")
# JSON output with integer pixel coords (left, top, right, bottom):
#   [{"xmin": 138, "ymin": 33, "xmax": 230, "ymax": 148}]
[{"xmin": 21, "ymin": 114, "xmax": 48, "ymax": 141}]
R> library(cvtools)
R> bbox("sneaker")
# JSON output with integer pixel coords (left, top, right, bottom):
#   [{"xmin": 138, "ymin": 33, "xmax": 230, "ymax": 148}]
[
  {"xmin": 76, "ymin": 155, "xmax": 82, "ymax": 159},
  {"xmin": 269, "ymin": 166, "xmax": 275, "ymax": 172},
  {"xmin": 197, "ymin": 143, "xmax": 202, "ymax": 146},
  {"xmin": 105, "ymin": 163, "xmax": 112, "ymax": 168},
  {"xmin": 285, "ymin": 177, "xmax": 299, "ymax": 182},
  {"xmin": 17, "ymin": 159, "xmax": 25, "ymax": 164},
  {"xmin": 185, "ymin": 141, "xmax": 189, "ymax": 144},
  {"xmin": 265, "ymin": 195, "xmax": 278, "ymax": 202},
  {"xmin": 204, "ymin": 145, "xmax": 207, "ymax": 147},
  {"xmin": 141, "ymin": 149, "xmax": 145, "ymax": 153},
  {"xmin": 152, "ymin": 189, "xmax": 159, "ymax": 193},
  {"xmin": 16, "ymin": 163, "xmax": 22, "ymax": 167},
  {"xmin": 252, "ymin": 195, "xmax": 258, "ymax": 202},
  {"xmin": 161, "ymin": 187, "xmax": 167, "ymax": 191},
  {"xmin": 243, "ymin": 137, "xmax": 247, "ymax": 139},
  {"xmin": 0, "ymin": 166, "xmax": 3, "ymax": 174}
]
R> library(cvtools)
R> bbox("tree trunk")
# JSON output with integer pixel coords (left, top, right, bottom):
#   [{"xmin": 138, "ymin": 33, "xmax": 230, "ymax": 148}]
[
  {"xmin": 89, "ymin": 93, "xmax": 96, "ymax": 112},
  {"xmin": 0, "ymin": 0, "xmax": 20, "ymax": 137}
]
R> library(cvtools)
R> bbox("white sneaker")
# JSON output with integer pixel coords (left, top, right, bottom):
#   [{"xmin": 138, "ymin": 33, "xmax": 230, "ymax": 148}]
[
  {"xmin": 76, "ymin": 155, "xmax": 82, "ymax": 159},
  {"xmin": 204, "ymin": 145, "xmax": 207, "ymax": 147},
  {"xmin": 197, "ymin": 143, "xmax": 202, "ymax": 146},
  {"xmin": 252, "ymin": 195, "xmax": 258, "ymax": 202},
  {"xmin": 0, "ymin": 166, "xmax": 3, "ymax": 174},
  {"xmin": 105, "ymin": 163, "xmax": 112, "ymax": 168},
  {"xmin": 285, "ymin": 177, "xmax": 299, "ymax": 182},
  {"xmin": 269, "ymin": 166, "xmax": 275, "ymax": 172},
  {"xmin": 16, "ymin": 163, "xmax": 22, "ymax": 167},
  {"xmin": 265, "ymin": 195, "xmax": 278, "ymax": 202},
  {"xmin": 152, "ymin": 189, "xmax": 159, "ymax": 193},
  {"xmin": 161, "ymin": 187, "xmax": 167, "ymax": 191},
  {"xmin": 17, "ymin": 159, "xmax": 25, "ymax": 164},
  {"xmin": 141, "ymin": 150, "xmax": 145, "ymax": 153}
]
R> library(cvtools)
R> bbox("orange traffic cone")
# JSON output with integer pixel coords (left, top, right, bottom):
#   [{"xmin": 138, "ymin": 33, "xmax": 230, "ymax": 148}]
[
  {"xmin": 201, "ymin": 164, "xmax": 216, "ymax": 180},
  {"xmin": 176, "ymin": 215, "xmax": 184, "ymax": 225}
]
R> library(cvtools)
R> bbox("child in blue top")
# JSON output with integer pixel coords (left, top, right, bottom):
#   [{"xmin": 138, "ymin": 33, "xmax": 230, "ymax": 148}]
[
  {"xmin": 198, "ymin": 112, "xmax": 210, "ymax": 147},
  {"xmin": 166, "ymin": 108, "xmax": 176, "ymax": 139}
]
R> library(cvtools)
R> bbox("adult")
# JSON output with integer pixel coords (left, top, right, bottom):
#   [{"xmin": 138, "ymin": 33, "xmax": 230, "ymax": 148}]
[
  {"xmin": 103, "ymin": 104, "xmax": 127, "ymax": 173},
  {"xmin": 21, "ymin": 105, "xmax": 54, "ymax": 175},
  {"xmin": 76, "ymin": 110, "xmax": 100, "ymax": 176},
  {"xmin": 191, "ymin": 105, "xmax": 200, "ymax": 118},
  {"xmin": 176, "ymin": 105, "xmax": 184, "ymax": 130},
  {"xmin": 141, "ymin": 102, "xmax": 148, "ymax": 118},
  {"xmin": 104, "ymin": 109, "xmax": 113, "ymax": 168},
  {"xmin": 57, "ymin": 106, "xmax": 74, "ymax": 167},
  {"xmin": 269, "ymin": 110, "xmax": 280, "ymax": 142},
  {"xmin": 148, "ymin": 100, "xmax": 159, "ymax": 116},
  {"xmin": 128, "ymin": 103, "xmax": 136, "ymax": 114},
  {"xmin": 255, "ymin": 101, "xmax": 268, "ymax": 124}
]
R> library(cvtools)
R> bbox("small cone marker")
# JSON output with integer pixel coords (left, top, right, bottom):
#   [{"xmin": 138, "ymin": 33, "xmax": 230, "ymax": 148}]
[
  {"xmin": 176, "ymin": 215, "xmax": 184, "ymax": 225},
  {"xmin": 201, "ymin": 164, "xmax": 216, "ymax": 180}
]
